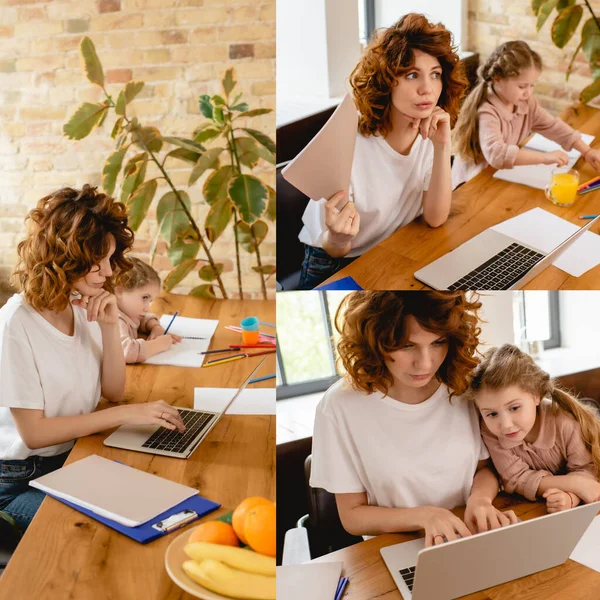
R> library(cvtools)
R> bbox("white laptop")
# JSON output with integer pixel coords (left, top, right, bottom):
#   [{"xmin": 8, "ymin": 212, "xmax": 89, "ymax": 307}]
[
  {"xmin": 104, "ymin": 359, "xmax": 266, "ymax": 459},
  {"xmin": 381, "ymin": 500, "xmax": 600, "ymax": 600},
  {"xmin": 414, "ymin": 214, "xmax": 600, "ymax": 290}
]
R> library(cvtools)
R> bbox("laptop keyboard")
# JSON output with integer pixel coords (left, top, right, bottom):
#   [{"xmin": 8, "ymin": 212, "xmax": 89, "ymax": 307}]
[
  {"xmin": 447, "ymin": 243, "xmax": 545, "ymax": 291},
  {"xmin": 399, "ymin": 566, "xmax": 416, "ymax": 592},
  {"xmin": 141, "ymin": 408, "xmax": 215, "ymax": 454}
]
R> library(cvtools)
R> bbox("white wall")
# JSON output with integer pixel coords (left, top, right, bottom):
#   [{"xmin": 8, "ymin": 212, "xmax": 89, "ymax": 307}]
[
  {"xmin": 477, "ymin": 292, "xmax": 518, "ymax": 352},
  {"xmin": 558, "ymin": 292, "xmax": 600, "ymax": 350}
]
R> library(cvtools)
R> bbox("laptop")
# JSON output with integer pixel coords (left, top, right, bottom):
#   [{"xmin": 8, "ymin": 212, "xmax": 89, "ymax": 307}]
[
  {"xmin": 104, "ymin": 359, "xmax": 266, "ymax": 459},
  {"xmin": 381, "ymin": 500, "xmax": 600, "ymax": 600},
  {"xmin": 414, "ymin": 214, "xmax": 600, "ymax": 290}
]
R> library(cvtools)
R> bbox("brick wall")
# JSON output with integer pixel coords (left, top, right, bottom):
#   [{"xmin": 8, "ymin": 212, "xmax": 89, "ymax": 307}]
[
  {"xmin": 468, "ymin": 0, "xmax": 599, "ymax": 115},
  {"xmin": 0, "ymin": 0, "xmax": 275, "ymax": 299}
]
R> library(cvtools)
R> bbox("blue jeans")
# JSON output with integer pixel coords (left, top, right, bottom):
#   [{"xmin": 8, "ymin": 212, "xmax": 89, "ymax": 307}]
[
  {"xmin": 298, "ymin": 246, "xmax": 358, "ymax": 290},
  {"xmin": 0, "ymin": 451, "xmax": 70, "ymax": 533}
]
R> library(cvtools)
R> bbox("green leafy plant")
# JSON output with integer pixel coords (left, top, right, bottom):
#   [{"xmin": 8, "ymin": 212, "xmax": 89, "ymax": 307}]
[
  {"xmin": 532, "ymin": 0, "xmax": 600, "ymax": 103},
  {"xmin": 63, "ymin": 37, "xmax": 276, "ymax": 299}
]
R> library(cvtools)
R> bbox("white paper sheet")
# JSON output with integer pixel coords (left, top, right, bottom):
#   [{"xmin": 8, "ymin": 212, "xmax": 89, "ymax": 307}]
[
  {"xmin": 570, "ymin": 515, "xmax": 600, "ymax": 573},
  {"xmin": 492, "ymin": 208, "xmax": 600, "ymax": 277},
  {"xmin": 143, "ymin": 315, "xmax": 219, "ymax": 367},
  {"xmin": 276, "ymin": 562, "xmax": 343, "ymax": 600},
  {"xmin": 194, "ymin": 388, "xmax": 276, "ymax": 415},
  {"xmin": 493, "ymin": 133, "xmax": 594, "ymax": 189}
]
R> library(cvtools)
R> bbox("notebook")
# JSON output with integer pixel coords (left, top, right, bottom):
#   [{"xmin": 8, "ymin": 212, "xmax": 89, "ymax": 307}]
[
  {"xmin": 276, "ymin": 562, "xmax": 343, "ymax": 600},
  {"xmin": 316, "ymin": 276, "xmax": 363, "ymax": 290},
  {"xmin": 144, "ymin": 315, "xmax": 219, "ymax": 367},
  {"xmin": 30, "ymin": 454, "xmax": 199, "ymax": 527},
  {"xmin": 493, "ymin": 133, "xmax": 594, "ymax": 189}
]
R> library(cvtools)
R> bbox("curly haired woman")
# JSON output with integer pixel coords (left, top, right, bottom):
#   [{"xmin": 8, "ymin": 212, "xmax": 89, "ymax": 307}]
[
  {"xmin": 298, "ymin": 14, "xmax": 468, "ymax": 289},
  {"xmin": 0, "ymin": 185, "xmax": 185, "ymax": 532},
  {"xmin": 310, "ymin": 291, "xmax": 518, "ymax": 545}
]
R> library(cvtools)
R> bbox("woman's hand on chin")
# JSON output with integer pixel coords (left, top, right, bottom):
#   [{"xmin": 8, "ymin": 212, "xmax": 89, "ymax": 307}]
[
  {"xmin": 72, "ymin": 290, "xmax": 120, "ymax": 326},
  {"xmin": 464, "ymin": 495, "xmax": 518, "ymax": 534},
  {"xmin": 420, "ymin": 506, "xmax": 472, "ymax": 547}
]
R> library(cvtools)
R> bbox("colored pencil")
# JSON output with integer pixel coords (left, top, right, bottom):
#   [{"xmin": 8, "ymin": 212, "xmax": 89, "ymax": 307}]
[
  {"xmin": 200, "ymin": 348, "xmax": 241, "ymax": 355},
  {"xmin": 206, "ymin": 352, "xmax": 247, "ymax": 364},
  {"xmin": 248, "ymin": 374, "xmax": 276, "ymax": 384},
  {"xmin": 578, "ymin": 175, "xmax": 600, "ymax": 191},
  {"xmin": 578, "ymin": 186, "xmax": 600, "ymax": 195},
  {"xmin": 258, "ymin": 321, "xmax": 276, "ymax": 328},
  {"xmin": 579, "ymin": 214, "xmax": 599, "ymax": 220},
  {"xmin": 247, "ymin": 349, "xmax": 277, "ymax": 357},
  {"xmin": 163, "ymin": 311, "xmax": 178, "ymax": 335},
  {"xmin": 229, "ymin": 344, "xmax": 276, "ymax": 349},
  {"xmin": 202, "ymin": 354, "xmax": 246, "ymax": 367}
]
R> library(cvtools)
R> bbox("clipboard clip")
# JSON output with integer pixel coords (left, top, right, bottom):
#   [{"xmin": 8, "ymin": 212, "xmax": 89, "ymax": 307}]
[{"xmin": 152, "ymin": 509, "xmax": 198, "ymax": 533}]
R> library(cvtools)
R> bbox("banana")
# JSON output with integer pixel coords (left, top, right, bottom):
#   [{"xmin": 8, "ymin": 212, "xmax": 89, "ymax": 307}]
[
  {"xmin": 184, "ymin": 542, "xmax": 276, "ymax": 576},
  {"xmin": 182, "ymin": 559, "xmax": 276, "ymax": 600}
]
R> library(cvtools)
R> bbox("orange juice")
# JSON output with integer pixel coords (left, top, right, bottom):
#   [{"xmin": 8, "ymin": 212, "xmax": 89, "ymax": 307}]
[{"xmin": 547, "ymin": 171, "xmax": 579, "ymax": 206}]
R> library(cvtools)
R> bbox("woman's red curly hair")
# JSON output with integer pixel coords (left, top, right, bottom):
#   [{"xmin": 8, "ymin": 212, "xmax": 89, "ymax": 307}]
[
  {"xmin": 350, "ymin": 13, "xmax": 468, "ymax": 137},
  {"xmin": 335, "ymin": 291, "xmax": 481, "ymax": 398},
  {"xmin": 12, "ymin": 185, "xmax": 134, "ymax": 312}
]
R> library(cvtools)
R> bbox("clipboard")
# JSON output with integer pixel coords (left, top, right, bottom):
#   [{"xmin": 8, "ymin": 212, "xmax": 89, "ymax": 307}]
[{"xmin": 43, "ymin": 491, "xmax": 220, "ymax": 544}]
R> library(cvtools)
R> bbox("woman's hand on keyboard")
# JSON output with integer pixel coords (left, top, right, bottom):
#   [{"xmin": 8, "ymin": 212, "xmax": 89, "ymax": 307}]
[
  {"xmin": 119, "ymin": 400, "xmax": 186, "ymax": 433},
  {"xmin": 464, "ymin": 496, "xmax": 519, "ymax": 534},
  {"xmin": 420, "ymin": 507, "xmax": 472, "ymax": 547}
]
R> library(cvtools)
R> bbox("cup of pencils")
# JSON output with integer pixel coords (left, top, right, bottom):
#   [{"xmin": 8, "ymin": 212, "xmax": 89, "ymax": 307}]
[{"xmin": 240, "ymin": 316, "xmax": 260, "ymax": 344}]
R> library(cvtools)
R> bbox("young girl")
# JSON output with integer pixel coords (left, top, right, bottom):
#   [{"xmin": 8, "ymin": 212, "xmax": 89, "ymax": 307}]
[
  {"xmin": 311, "ymin": 292, "xmax": 518, "ymax": 546},
  {"xmin": 469, "ymin": 344, "xmax": 600, "ymax": 513},
  {"xmin": 298, "ymin": 13, "xmax": 468, "ymax": 289},
  {"xmin": 452, "ymin": 40, "xmax": 600, "ymax": 188},
  {"xmin": 115, "ymin": 257, "xmax": 181, "ymax": 363},
  {"xmin": 0, "ymin": 186, "xmax": 185, "ymax": 532}
]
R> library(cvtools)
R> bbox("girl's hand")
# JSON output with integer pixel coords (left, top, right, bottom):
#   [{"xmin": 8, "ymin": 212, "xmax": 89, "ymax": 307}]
[
  {"xmin": 584, "ymin": 148, "xmax": 600, "ymax": 171},
  {"xmin": 148, "ymin": 324, "xmax": 183, "ymax": 343},
  {"xmin": 570, "ymin": 477, "xmax": 600, "ymax": 504},
  {"xmin": 543, "ymin": 150, "xmax": 569, "ymax": 166},
  {"xmin": 119, "ymin": 399, "xmax": 186, "ymax": 432},
  {"xmin": 543, "ymin": 488, "xmax": 577, "ymax": 513},
  {"xmin": 404, "ymin": 107, "xmax": 451, "ymax": 147},
  {"xmin": 464, "ymin": 496, "xmax": 519, "ymax": 534},
  {"xmin": 324, "ymin": 191, "xmax": 360, "ymax": 249},
  {"xmin": 421, "ymin": 506, "xmax": 472, "ymax": 547},
  {"xmin": 72, "ymin": 291, "xmax": 119, "ymax": 327}
]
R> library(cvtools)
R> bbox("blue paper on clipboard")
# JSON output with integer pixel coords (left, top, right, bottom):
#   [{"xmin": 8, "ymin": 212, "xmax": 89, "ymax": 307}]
[
  {"xmin": 316, "ymin": 276, "xmax": 363, "ymax": 291},
  {"xmin": 44, "ymin": 492, "xmax": 220, "ymax": 544}
]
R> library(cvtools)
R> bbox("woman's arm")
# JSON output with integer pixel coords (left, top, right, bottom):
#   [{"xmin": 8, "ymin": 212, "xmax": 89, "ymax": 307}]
[
  {"xmin": 335, "ymin": 492, "xmax": 471, "ymax": 546},
  {"xmin": 99, "ymin": 321, "xmax": 126, "ymax": 401}
]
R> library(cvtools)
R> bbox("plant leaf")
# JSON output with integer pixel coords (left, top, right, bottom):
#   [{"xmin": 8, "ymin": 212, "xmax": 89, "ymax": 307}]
[
  {"xmin": 214, "ymin": 106, "xmax": 224, "ymax": 123},
  {"xmin": 537, "ymin": 0, "xmax": 559, "ymax": 31},
  {"xmin": 194, "ymin": 127, "xmax": 222, "ymax": 144},
  {"xmin": 198, "ymin": 264, "xmax": 224, "ymax": 282},
  {"xmin": 111, "ymin": 116, "xmax": 124, "ymax": 139},
  {"xmin": 235, "ymin": 108, "xmax": 273, "ymax": 119},
  {"xmin": 126, "ymin": 179, "xmax": 157, "ymax": 231},
  {"xmin": 133, "ymin": 126, "xmax": 163, "ymax": 153},
  {"xmin": 252, "ymin": 264, "xmax": 276, "ymax": 276},
  {"xmin": 199, "ymin": 94, "xmax": 213, "ymax": 119},
  {"xmin": 63, "ymin": 103, "xmax": 108, "ymax": 140},
  {"xmin": 242, "ymin": 128, "xmax": 276, "ymax": 154},
  {"xmin": 163, "ymin": 258, "xmax": 199, "ymax": 291},
  {"xmin": 189, "ymin": 147, "xmax": 224, "ymax": 186},
  {"xmin": 557, "ymin": 0, "xmax": 575, "ymax": 8},
  {"xmin": 167, "ymin": 237, "xmax": 200, "ymax": 266},
  {"xmin": 265, "ymin": 184, "xmax": 276, "ymax": 221},
  {"xmin": 236, "ymin": 136, "xmax": 275, "ymax": 166},
  {"xmin": 156, "ymin": 190, "xmax": 192, "ymax": 244},
  {"xmin": 582, "ymin": 18, "xmax": 600, "ymax": 67},
  {"xmin": 231, "ymin": 103, "xmax": 249, "ymax": 112},
  {"xmin": 115, "ymin": 81, "xmax": 144, "ymax": 116},
  {"xmin": 203, "ymin": 165, "xmax": 233, "ymax": 205},
  {"xmin": 120, "ymin": 153, "xmax": 147, "ymax": 204},
  {"xmin": 531, "ymin": 0, "xmax": 545, "ymax": 15},
  {"xmin": 161, "ymin": 136, "xmax": 206, "ymax": 154},
  {"xmin": 551, "ymin": 6, "xmax": 583, "ymax": 48},
  {"xmin": 580, "ymin": 77, "xmax": 600, "ymax": 103},
  {"xmin": 98, "ymin": 105, "xmax": 109, "ymax": 127},
  {"xmin": 222, "ymin": 68, "xmax": 236, "ymax": 96},
  {"xmin": 164, "ymin": 148, "xmax": 202, "ymax": 164},
  {"xmin": 229, "ymin": 174, "xmax": 268, "ymax": 224},
  {"xmin": 235, "ymin": 220, "xmax": 268, "ymax": 253},
  {"xmin": 102, "ymin": 147, "xmax": 127, "ymax": 196},
  {"xmin": 189, "ymin": 284, "xmax": 216, "ymax": 298},
  {"xmin": 212, "ymin": 94, "xmax": 226, "ymax": 106},
  {"xmin": 80, "ymin": 36, "xmax": 104, "ymax": 87},
  {"xmin": 566, "ymin": 40, "xmax": 583, "ymax": 80},
  {"xmin": 205, "ymin": 197, "xmax": 233, "ymax": 243}
]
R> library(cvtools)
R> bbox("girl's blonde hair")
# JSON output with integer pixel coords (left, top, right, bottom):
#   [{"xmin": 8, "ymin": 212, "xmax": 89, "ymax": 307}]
[
  {"xmin": 119, "ymin": 257, "xmax": 160, "ymax": 291},
  {"xmin": 453, "ymin": 41, "xmax": 542, "ymax": 164},
  {"xmin": 469, "ymin": 344, "xmax": 600, "ymax": 476}
]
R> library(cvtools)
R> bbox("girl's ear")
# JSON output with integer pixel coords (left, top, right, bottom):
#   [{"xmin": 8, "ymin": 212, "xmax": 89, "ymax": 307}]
[
  {"xmin": 534, "ymin": 395, "xmax": 541, "ymax": 406},
  {"xmin": 114, "ymin": 285, "xmax": 124, "ymax": 298}
]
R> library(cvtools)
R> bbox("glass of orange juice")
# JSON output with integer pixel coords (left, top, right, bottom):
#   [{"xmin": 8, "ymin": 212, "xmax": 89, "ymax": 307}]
[{"xmin": 544, "ymin": 167, "xmax": 579, "ymax": 206}]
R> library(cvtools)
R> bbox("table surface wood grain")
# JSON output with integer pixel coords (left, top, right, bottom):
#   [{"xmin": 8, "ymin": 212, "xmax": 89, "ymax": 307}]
[
  {"xmin": 0, "ymin": 293, "xmax": 275, "ymax": 600},
  {"xmin": 323, "ymin": 103, "xmax": 600, "ymax": 290},
  {"xmin": 312, "ymin": 494, "xmax": 600, "ymax": 600}
]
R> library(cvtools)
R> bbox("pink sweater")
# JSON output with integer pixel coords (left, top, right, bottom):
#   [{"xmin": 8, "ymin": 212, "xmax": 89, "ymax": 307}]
[
  {"xmin": 452, "ymin": 89, "xmax": 582, "ymax": 188},
  {"xmin": 481, "ymin": 401, "xmax": 596, "ymax": 501},
  {"xmin": 117, "ymin": 310, "xmax": 160, "ymax": 364}
]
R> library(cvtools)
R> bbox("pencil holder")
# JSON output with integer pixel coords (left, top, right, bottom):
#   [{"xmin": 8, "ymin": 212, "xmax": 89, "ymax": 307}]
[{"xmin": 240, "ymin": 316, "xmax": 259, "ymax": 344}]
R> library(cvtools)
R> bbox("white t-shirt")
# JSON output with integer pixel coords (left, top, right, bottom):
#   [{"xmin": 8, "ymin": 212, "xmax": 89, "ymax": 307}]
[
  {"xmin": 0, "ymin": 294, "xmax": 103, "ymax": 459},
  {"xmin": 299, "ymin": 131, "xmax": 435, "ymax": 257},
  {"xmin": 310, "ymin": 379, "xmax": 488, "ymax": 510}
]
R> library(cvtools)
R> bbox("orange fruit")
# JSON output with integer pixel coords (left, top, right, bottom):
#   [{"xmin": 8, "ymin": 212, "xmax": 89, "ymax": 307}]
[
  {"xmin": 244, "ymin": 501, "xmax": 276, "ymax": 557},
  {"xmin": 188, "ymin": 521, "xmax": 239, "ymax": 547},
  {"xmin": 232, "ymin": 497, "xmax": 272, "ymax": 545}
]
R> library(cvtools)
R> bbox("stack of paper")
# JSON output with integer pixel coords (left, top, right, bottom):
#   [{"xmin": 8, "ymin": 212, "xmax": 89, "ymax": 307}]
[
  {"xmin": 144, "ymin": 315, "xmax": 218, "ymax": 367},
  {"xmin": 493, "ymin": 133, "xmax": 594, "ymax": 189}
]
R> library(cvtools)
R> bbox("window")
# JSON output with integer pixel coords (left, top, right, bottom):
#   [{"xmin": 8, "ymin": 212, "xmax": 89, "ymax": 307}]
[{"xmin": 517, "ymin": 291, "xmax": 561, "ymax": 351}]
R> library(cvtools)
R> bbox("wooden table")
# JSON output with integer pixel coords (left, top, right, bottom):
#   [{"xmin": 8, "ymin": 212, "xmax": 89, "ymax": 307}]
[
  {"xmin": 313, "ymin": 493, "xmax": 600, "ymax": 599},
  {"xmin": 0, "ymin": 293, "xmax": 275, "ymax": 600},
  {"xmin": 323, "ymin": 103, "xmax": 600, "ymax": 290}
]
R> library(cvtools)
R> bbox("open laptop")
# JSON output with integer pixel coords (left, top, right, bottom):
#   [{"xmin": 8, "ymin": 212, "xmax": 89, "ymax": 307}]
[
  {"xmin": 104, "ymin": 359, "xmax": 266, "ymax": 459},
  {"xmin": 381, "ymin": 500, "xmax": 600, "ymax": 600},
  {"xmin": 414, "ymin": 214, "xmax": 600, "ymax": 290}
]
